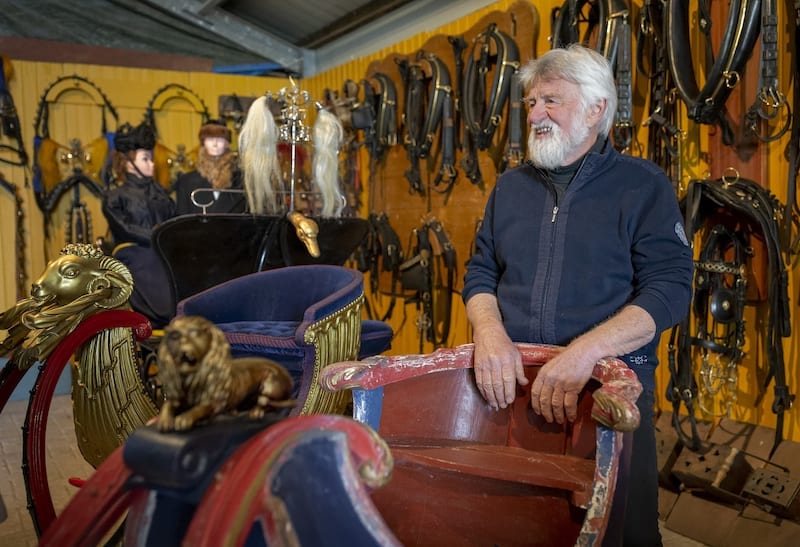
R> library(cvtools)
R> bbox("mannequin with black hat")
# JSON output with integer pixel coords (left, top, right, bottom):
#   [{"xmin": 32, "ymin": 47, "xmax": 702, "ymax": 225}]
[
  {"xmin": 172, "ymin": 120, "xmax": 246, "ymax": 215},
  {"xmin": 101, "ymin": 121, "xmax": 176, "ymax": 327}
]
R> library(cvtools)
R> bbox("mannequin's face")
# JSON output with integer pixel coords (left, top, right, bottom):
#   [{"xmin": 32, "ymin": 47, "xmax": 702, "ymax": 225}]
[
  {"xmin": 126, "ymin": 149, "xmax": 154, "ymax": 178},
  {"xmin": 203, "ymin": 137, "xmax": 229, "ymax": 157}
]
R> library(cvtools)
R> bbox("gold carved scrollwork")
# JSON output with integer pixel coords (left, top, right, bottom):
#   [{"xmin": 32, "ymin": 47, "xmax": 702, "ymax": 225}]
[{"xmin": 302, "ymin": 293, "xmax": 363, "ymax": 415}]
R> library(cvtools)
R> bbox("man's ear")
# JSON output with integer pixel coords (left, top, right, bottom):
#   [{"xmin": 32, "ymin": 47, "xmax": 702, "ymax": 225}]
[{"xmin": 586, "ymin": 99, "xmax": 607, "ymax": 126}]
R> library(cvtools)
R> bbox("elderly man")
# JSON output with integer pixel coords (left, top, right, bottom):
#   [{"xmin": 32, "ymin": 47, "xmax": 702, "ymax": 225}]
[{"xmin": 463, "ymin": 44, "xmax": 693, "ymax": 545}]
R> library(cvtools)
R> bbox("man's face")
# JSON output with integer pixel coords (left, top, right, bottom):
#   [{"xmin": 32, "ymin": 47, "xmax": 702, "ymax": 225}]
[
  {"xmin": 203, "ymin": 136, "xmax": 229, "ymax": 157},
  {"xmin": 127, "ymin": 149, "xmax": 155, "ymax": 178},
  {"xmin": 524, "ymin": 78, "xmax": 596, "ymax": 169}
]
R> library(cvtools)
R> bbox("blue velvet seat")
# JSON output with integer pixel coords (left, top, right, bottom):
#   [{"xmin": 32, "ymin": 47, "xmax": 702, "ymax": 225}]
[{"xmin": 175, "ymin": 265, "xmax": 392, "ymax": 415}]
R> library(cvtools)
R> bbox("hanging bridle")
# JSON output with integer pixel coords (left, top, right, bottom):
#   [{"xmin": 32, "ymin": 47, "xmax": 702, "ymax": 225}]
[
  {"xmin": 669, "ymin": 175, "xmax": 793, "ymax": 455},
  {"xmin": 0, "ymin": 57, "xmax": 28, "ymax": 168}
]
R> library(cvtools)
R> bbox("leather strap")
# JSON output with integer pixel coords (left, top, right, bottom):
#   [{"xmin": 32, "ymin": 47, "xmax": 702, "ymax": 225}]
[
  {"xmin": 744, "ymin": 0, "xmax": 790, "ymax": 143},
  {"xmin": 785, "ymin": 3, "xmax": 800, "ymax": 250},
  {"xmin": 448, "ymin": 35, "xmax": 469, "ymax": 151},
  {"xmin": 610, "ymin": 7, "xmax": 633, "ymax": 151},
  {"xmin": 552, "ymin": 1, "xmax": 632, "ymax": 151},
  {"xmin": 503, "ymin": 71, "xmax": 524, "ymax": 170},
  {"xmin": 639, "ymin": 0, "xmax": 682, "ymax": 189}
]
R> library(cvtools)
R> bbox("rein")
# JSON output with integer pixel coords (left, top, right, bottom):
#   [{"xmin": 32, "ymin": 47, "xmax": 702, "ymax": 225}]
[
  {"xmin": 638, "ymin": 0, "xmax": 683, "ymax": 191},
  {"xmin": 666, "ymin": 0, "xmax": 762, "ymax": 145},
  {"xmin": 460, "ymin": 23, "xmax": 520, "ymax": 188}
]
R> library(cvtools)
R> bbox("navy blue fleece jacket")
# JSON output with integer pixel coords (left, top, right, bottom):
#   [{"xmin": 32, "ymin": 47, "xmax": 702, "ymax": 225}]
[{"xmin": 462, "ymin": 146, "xmax": 693, "ymax": 390}]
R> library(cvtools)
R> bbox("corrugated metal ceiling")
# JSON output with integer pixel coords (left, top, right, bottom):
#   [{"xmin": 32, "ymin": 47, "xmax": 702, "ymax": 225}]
[{"xmin": 0, "ymin": 0, "xmax": 492, "ymax": 76}]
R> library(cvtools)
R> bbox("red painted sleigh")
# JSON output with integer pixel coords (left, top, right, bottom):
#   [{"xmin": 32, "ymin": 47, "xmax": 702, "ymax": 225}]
[{"xmin": 40, "ymin": 342, "xmax": 639, "ymax": 547}]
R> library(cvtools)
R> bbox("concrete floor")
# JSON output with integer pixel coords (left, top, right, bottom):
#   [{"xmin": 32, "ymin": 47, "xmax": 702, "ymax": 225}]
[{"xmin": 0, "ymin": 395, "xmax": 708, "ymax": 546}]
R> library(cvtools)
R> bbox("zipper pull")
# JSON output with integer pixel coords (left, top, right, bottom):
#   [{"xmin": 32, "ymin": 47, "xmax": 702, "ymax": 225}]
[{"xmin": 551, "ymin": 206, "xmax": 559, "ymax": 222}]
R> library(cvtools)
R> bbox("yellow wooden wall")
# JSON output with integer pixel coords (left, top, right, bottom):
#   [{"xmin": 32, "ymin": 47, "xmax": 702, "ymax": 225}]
[{"xmin": 1, "ymin": 0, "xmax": 798, "ymax": 442}]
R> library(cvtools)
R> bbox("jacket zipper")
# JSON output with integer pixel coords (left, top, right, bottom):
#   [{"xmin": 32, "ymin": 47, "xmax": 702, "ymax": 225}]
[{"xmin": 538, "ymin": 158, "xmax": 588, "ymax": 340}]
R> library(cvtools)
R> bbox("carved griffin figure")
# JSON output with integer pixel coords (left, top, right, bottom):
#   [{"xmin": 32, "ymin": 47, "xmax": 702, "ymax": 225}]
[{"xmin": 156, "ymin": 315, "xmax": 295, "ymax": 432}]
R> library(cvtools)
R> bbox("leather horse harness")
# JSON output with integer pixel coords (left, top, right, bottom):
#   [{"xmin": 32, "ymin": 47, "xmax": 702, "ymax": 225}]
[
  {"xmin": 460, "ymin": 23, "xmax": 520, "ymax": 187},
  {"xmin": 637, "ymin": 0, "xmax": 683, "ymax": 191},
  {"xmin": 32, "ymin": 74, "xmax": 118, "ymax": 244},
  {"xmin": 400, "ymin": 216, "xmax": 457, "ymax": 351},
  {"xmin": 352, "ymin": 73, "xmax": 398, "ymax": 165},
  {"xmin": 145, "ymin": 83, "xmax": 212, "ymax": 190},
  {"xmin": 397, "ymin": 52, "xmax": 455, "ymax": 197},
  {"xmin": 668, "ymin": 176, "xmax": 793, "ymax": 455},
  {"xmin": 666, "ymin": 0, "xmax": 762, "ymax": 146},
  {"xmin": 551, "ymin": 0, "xmax": 633, "ymax": 150}
]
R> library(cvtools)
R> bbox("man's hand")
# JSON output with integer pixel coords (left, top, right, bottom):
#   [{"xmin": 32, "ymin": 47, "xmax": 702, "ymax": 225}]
[
  {"xmin": 529, "ymin": 348, "xmax": 595, "ymax": 424},
  {"xmin": 528, "ymin": 305, "xmax": 657, "ymax": 424},
  {"xmin": 473, "ymin": 324, "xmax": 528, "ymax": 409}
]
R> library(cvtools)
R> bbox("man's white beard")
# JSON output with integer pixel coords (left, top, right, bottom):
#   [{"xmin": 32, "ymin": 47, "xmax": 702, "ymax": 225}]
[{"xmin": 527, "ymin": 119, "xmax": 590, "ymax": 170}]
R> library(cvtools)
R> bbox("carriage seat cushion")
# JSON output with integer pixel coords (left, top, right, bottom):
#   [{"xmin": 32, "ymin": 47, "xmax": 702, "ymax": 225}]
[
  {"xmin": 217, "ymin": 320, "xmax": 300, "ymax": 338},
  {"xmin": 217, "ymin": 318, "xmax": 392, "ymax": 362}
]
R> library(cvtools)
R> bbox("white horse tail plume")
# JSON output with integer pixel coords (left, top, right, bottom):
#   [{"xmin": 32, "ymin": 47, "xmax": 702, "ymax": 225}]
[
  {"xmin": 312, "ymin": 106, "xmax": 345, "ymax": 218},
  {"xmin": 238, "ymin": 96, "xmax": 282, "ymax": 214}
]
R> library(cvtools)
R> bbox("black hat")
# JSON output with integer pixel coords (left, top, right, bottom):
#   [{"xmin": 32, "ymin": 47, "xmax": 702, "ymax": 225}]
[{"xmin": 114, "ymin": 122, "xmax": 156, "ymax": 153}]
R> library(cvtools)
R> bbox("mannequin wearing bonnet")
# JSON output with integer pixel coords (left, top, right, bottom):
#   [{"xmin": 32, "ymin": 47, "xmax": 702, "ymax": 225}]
[
  {"xmin": 173, "ymin": 121, "xmax": 246, "ymax": 215},
  {"xmin": 101, "ymin": 122, "xmax": 176, "ymax": 328}
]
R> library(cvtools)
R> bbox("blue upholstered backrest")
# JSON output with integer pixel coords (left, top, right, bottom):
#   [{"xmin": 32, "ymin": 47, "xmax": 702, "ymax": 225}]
[{"xmin": 176, "ymin": 265, "xmax": 363, "ymax": 326}]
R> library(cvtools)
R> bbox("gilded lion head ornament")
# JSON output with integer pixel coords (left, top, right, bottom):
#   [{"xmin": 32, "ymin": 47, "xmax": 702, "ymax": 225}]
[{"xmin": 0, "ymin": 243, "xmax": 134, "ymax": 369}]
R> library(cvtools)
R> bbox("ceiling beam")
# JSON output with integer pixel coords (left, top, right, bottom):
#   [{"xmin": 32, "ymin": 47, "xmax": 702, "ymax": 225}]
[{"xmin": 142, "ymin": 0, "xmax": 305, "ymax": 75}]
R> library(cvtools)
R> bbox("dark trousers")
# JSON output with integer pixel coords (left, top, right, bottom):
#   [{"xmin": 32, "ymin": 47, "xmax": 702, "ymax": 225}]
[{"xmin": 607, "ymin": 388, "xmax": 662, "ymax": 546}]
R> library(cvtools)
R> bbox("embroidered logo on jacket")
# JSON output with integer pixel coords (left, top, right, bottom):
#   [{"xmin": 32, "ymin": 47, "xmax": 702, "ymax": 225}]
[{"xmin": 675, "ymin": 221, "xmax": 690, "ymax": 246}]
